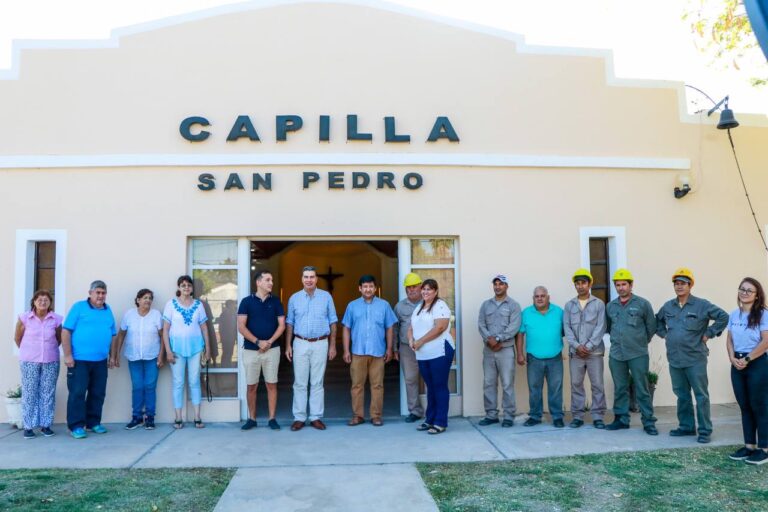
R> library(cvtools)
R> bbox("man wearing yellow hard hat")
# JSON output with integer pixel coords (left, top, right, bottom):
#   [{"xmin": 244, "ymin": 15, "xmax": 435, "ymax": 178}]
[
  {"xmin": 605, "ymin": 268, "xmax": 659, "ymax": 435},
  {"xmin": 655, "ymin": 268, "xmax": 728, "ymax": 444},
  {"xmin": 393, "ymin": 273, "xmax": 425, "ymax": 423},
  {"xmin": 563, "ymin": 269, "xmax": 607, "ymax": 429}
]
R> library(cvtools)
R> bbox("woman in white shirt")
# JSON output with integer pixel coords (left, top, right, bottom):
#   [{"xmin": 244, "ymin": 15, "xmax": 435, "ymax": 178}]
[
  {"xmin": 163, "ymin": 275, "xmax": 211, "ymax": 429},
  {"xmin": 408, "ymin": 279, "xmax": 455, "ymax": 434},
  {"xmin": 113, "ymin": 289, "xmax": 164, "ymax": 430}
]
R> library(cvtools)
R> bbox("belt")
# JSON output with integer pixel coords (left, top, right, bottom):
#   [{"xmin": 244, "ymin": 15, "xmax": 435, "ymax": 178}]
[{"xmin": 294, "ymin": 334, "xmax": 329, "ymax": 342}]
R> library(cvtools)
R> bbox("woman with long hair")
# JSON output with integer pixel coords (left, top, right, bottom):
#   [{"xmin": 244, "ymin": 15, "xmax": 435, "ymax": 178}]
[
  {"xmin": 163, "ymin": 275, "xmax": 211, "ymax": 429},
  {"xmin": 14, "ymin": 290, "xmax": 62, "ymax": 439},
  {"xmin": 727, "ymin": 277, "xmax": 768, "ymax": 465},
  {"xmin": 407, "ymin": 279, "xmax": 455, "ymax": 434}
]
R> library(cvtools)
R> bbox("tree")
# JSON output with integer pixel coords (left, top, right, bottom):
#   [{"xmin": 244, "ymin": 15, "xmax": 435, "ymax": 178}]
[{"xmin": 684, "ymin": 0, "xmax": 767, "ymax": 86}]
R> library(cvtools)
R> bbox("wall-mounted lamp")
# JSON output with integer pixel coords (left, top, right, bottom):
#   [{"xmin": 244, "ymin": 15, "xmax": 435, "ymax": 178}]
[
  {"xmin": 685, "ymin": 85, "xmax": 740, "ymax": 130},
  {"xmin": 674, "ymin": 174, "xmax": 691, "ymax": 199}
]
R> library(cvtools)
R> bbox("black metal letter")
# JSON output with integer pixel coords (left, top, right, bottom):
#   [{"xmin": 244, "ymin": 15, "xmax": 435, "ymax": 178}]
[
  {"xmin": 197, "ymin": 173, "xmax": 216, "ymax": 191},
  {"xmin": 319, "ymin": 115, "xmax": 330, "ymax": 142},
  {"xmin": 303, "ymin": 172, "xmax": 320, "ymax": 189},
  {"xmin": 276, "ymin": 115, "xmax": 303, "ymax": 141},
  {"xmin": 180, "ymin": 116, "xmax": 210, "ymax": 142},
  {"xmin": 328, "ymin": 172, "xmax": 345, "ymax": 189},
  {"xmin": 377, "ymin": 173, "xmax": 396, "ymax": 189},
  {"xmin": 384, "ymin": 117, "xmax": 410, "ymax": 143},
  {"xmin": 253, "ymin": 173, "xmax": 272, "ymax": 190},
  {"xmin": 347, "ymin": 115, "xmax": 372, "ymax": 141},
  {"xmin": 227, "ymin": 115, "xmax": 261, "ymax": 141},
  {"xmin": 403, "ymin": 173, "xmax": 423, "ymax": 190},
  {"xmin": 426, "ymin": 116, "xmax": 460, "ymax": 142}
]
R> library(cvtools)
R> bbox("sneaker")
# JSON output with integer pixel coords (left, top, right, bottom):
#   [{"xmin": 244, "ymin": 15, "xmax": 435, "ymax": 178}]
[
  {"xmin": 87, "ymin": 424, "xmax": 108, "ymax": 434},
  {"xmin": 478, "ymin": 417, "xmax": 500, "ymax": 426},
  {"xmin": 669, "ymin": 428, "xmax": 696, "ymax": 437},
  {"xmin": 144, "ymin": 417, "xmax": 155, "ymax": 430},
  {"xmin": 268, "ymin": 419, "xmax": 281, "ymax": 430},
  {"xmin": 40, "ymin": 427, "xmax": 55, "ymax": 437},
  {"xmin": 746, "ymin": 450, "xmax": 768, "ymax": 465},
  {"xmin": 553, "ymin": 418, "xmax": 565, "ymax": 428},
  {"xmin": 644, "ymin": 425, "xmax": 659, "ymax": 436},
  {"xmin": 569, "ymin": 419, "xmax": 584, "ymax": 428},
  {"xmin": 404, "ymin": 413, "xmax": 422, "ymax": 423},
  {"xmin": 23, "ymin": 429, "xmax": 36, "ymax": 439},
  {"xmin": 729, "ymin": 447, "xmax": 756, "ymax": 461},
  {"xmin": 593, "ymin": 420, "xmax": 606, "ymax": 429},
  {"xmin": 241, "ymin": 419, "xmax": 258, "ymax": 431},
  {"xmin": 605, "ymin": 420, "xmax": 629, "ymax": 431},
  {"xmin": 125, "ymin": 417, "xmax": 143, "ymax": 430},
  {"xmin": 71, "ymin": 427, "xmax": 87, "ymax": 439},
  {"xmin": 501, "ymin": 419, "xmax": 514, "ymax": 428},
  {"xmin": 523, "ymin": 418, "xmax": 541, "ymax": 427},
  {"xmin": 697, "ymin": 434, "xmax": 711, "ymax": 444}
]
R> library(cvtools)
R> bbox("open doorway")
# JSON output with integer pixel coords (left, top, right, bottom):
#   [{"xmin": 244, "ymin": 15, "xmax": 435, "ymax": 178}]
[{"xmin": 250, "ymin": 240, "xmax": 400, "ymax": 420}]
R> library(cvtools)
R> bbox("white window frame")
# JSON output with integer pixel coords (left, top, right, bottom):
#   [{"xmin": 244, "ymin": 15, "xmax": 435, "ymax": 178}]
[
  {"xmin": 580, "ymin": 227, "xmax": 626, "ymax": 301},
  {"xmin": 14, "ymin": 229, "xmax": 67, "ymax": 322}
]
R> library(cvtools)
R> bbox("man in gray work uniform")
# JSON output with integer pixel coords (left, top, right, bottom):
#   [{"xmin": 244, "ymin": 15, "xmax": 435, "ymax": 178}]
[
  {"xmin": 393, "ymin": 272, "xmax": 425, "ymax": 423},
  {"xmin": 478, "ymin": 275, "xmax": 522, "ymax": 427},
  {"xmin": 563, "ymin": 269, "xmax": 607, "ymax": 429},
  {"xmin": 656, "ymin": 268, "xmax": 728, "ymax": 444}
]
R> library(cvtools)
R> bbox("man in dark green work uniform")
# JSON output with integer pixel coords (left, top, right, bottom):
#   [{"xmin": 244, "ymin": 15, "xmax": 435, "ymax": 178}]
[
  {"xmin": 656, "ymin": 268, "xmax": 728, "ymax": 444},
  {"xmin": 605, "ymin": 269, "xmax": 658, "ymax": 435}
]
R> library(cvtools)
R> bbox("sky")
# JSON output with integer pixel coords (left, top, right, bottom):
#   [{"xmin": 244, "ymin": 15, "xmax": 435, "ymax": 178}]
[{"xmin": 1, "ymin": 0, "xmax": 766, "ymax": 114}]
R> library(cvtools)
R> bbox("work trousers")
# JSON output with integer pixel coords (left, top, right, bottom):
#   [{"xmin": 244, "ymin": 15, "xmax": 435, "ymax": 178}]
[
  {"xmin": 292, "ymin": 339, "xmax": 328, "ymax": 422},
  {"xmin": 20, "ymin": 361, "xmax": 59, "ymax": 430},
  {"xmin": 732, "ymin": 354, "xmax": 768, "ymax": 447},
  {"xmin": 526, "ymin": 354, "xmax": 563, "ymax": 421},
  {"xmin": 128, "ymin": 358, "xmax": 159, "ymax": 418},
  {"xmin": 350, "ymin": 355, "xmax": 385, "ymax": 419},
  {"xmin": 610, "ymin": 354, "xmax": 656, "ymax": 427},
  {"xmin": 66, "ymin": 359, "xmax": 108, "ymax": 431},
  {"xmin": 418, "ymin": 341, "xmax": 454, "ymax": 428},
  {"xmin": 569, "ymin": 354, "xmax": 606, "ymax": 421},
  {"xmin": 399, "ymin": 343, "xmax": 424, "ymax": 417},
  {"xmin": 482, "ymin": 345, "xmax": 516, "ymax": 421},
  {"xmin": 670, "ymin": 361, "xmax": 711, "ymax": 435}
]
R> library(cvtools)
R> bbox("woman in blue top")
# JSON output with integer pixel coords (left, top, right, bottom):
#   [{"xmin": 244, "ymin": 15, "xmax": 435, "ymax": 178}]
[
  {"xmin": 163, "ymin": 275, "xmax": 211, "ymax": 429},
  {"xmin": 727, "ymin": 277, "xmax": 768, "ymax": 465}
]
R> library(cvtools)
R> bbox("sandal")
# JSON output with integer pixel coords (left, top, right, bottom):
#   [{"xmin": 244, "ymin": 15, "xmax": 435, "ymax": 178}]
[
  {"xmin": 416, "ymin": 423, "xmax": 433, "ymax": 432},
  {"xmin": 427, "ymin": 426, "xmax": 446, "ymax": 435},
  {"xmin": 173, "ymin": 420, "xmax": 184, "ymax": 430},
  {"xmin": 194, "ymin": 419, "xmax": 205, "ymax": 429}
]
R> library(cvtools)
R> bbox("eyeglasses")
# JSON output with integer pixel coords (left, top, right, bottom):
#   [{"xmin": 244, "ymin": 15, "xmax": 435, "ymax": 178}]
[{"xmin": 738, "ymin": 288, "xmax": 757, "ymax": 296}]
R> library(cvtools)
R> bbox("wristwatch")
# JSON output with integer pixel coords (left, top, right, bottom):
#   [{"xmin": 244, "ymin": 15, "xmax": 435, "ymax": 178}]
[{"xmin": 745, "ymin": 355, "xmax": 752, "ymax": 364}]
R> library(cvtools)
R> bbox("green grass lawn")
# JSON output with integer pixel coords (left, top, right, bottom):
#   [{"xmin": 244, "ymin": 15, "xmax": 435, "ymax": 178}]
[
  {"xmin": 418, "ymin": 446, "xmax": 768, "ymax": 512},
  {"xmin": 0, "ymin": 468, "xmax": 235, "ymax": 511}
]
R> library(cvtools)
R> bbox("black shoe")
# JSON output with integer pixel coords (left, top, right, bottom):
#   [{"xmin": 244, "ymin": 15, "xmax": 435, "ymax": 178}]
[
  {"xmin": 644, "ymin": 425, "xmax": 659, "ymax": 436},
  {"xmin": 241, "ymin": 419, "xmax": 258, "ymax": 431},
  {"xmin": 502, "ymin": 419, "xmax": 514, "ymax": 428},
  {"xmin": 23, "ymin": 429, "xmax": 36, "ymax": 439},
  {"xmin": 125, "ymin": 417, "xmax": 143, "ymax": 430},
  {"xmin": 416, "ymin": 423, "xmax": 433, "ymax": 431},
  {"xmin": 523, "ymin": 418, "xmax": 541, "ymax": 427},
  {"xmin": 144, "ymin": 417, "xmax": 156, "ymax": 430},
  {"xmin": 729, "ymin": 447, "xmax": 756, "ymax": 461},
  {"xmin": 593, "ymin": 420, "xmax": 606, "ymax": 429},
  {"xmin": 268, "ymin": 419, "xmax": 281, "ymax": 430},
  {"xmin": 569, "ymin": 419, "xmax": 584, "ymax": 428},
  {"xmin": 40, "ymin": 427, "xmax": 55, "ymax": 437},
  {"xmin": 404, "ymin": 413, "xmax": 422, "ymax": 423},
  {"xmin": 478, "ymin": 417, "xmax": 500, "ymax": 426},
  {"xmin": 553, "ymin": 419, "xmax": 565, "ymax": 428},
  {"xmin": 605, "ymin": 420, "xmax": 629, "ymax": 431},
  {"xmin": 669, "ymin": 428, "xmax": 696, "ymax": 437},
  {"xmin": 746, "ymin": 450, "xmax": 768, "ymax": 465},
  {"xmin": 697, "ymin": 434, "xmax": 711, "ymax": 444}
]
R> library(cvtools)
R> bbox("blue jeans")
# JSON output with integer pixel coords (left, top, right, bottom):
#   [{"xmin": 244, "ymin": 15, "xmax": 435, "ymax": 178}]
[
  {"xmin": 66, "ymin": 359, "xmax": 108, "ymax": 430},
  {"xmin": 128, "ymin": 359, "xmax": 158, "ymax": 418},
  {"xmin": 418, "ymin": 341, "xmax": 455, "ymax": 428},
  {"xmin": 526, "ymin": 354, "xmax": 563, "ymax": 420}
]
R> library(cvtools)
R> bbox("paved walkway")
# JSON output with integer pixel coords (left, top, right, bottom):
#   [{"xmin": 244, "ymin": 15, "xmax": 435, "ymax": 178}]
[{"xmin": 0, "ymin": 404, "xmax": 744, "ymax": 511}]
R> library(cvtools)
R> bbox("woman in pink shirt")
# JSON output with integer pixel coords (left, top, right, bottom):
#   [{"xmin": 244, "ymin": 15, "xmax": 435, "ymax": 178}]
[{"xmin": 14, "ymin": 290, "xmax": 63, "ymax": 439}]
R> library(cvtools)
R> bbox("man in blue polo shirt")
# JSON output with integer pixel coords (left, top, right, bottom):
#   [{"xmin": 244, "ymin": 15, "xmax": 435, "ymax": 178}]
[
  {"xmin": 516, "ymin": 285, "xmax": 565, "ymax": 428},
  {"xmin": 61, "ymin": 280, "xmax": 117, "ymax": 439},
  {"xmin": 342, "ymin": 275, "xmax": 397, "ymax": 427},
  {"xmin": 237, "ymin": 270, "xmax": 286, "ymax": 431}
]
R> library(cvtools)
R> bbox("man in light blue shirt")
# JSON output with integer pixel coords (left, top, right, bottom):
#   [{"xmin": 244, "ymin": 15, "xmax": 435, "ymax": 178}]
[
  {"xmin": 342, "ymin": 275, "xmax": 397, "ymax": 426},
  {"xmin": 285, "ymin": 266, "xmax": 338, "ymax": 431}
]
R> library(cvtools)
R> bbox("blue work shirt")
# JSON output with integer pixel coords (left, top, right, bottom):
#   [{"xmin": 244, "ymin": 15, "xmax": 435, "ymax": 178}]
[
  {"xmin": 342, "ymin": 296, "xmax": 397, "ymax": 357},
  {"xmin": 286, "ymin": 288, "xmax": 338, "ymax": 338},
  {"xmin": 237, "ymin": 293, "xmax": 285, "ymax": 351},
  {"xmin": 63, "ymin": 299, "xmax": 117, "ymax": 361},
  {"xmin": 520, "ymin": 304, "xmax": 564, "ymax": 359}
]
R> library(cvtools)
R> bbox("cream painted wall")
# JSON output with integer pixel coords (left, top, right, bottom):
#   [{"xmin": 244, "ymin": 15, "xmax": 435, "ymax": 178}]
[{"xmin": 2, "ymin": 2, "xmax": 768, "ymax": 422}]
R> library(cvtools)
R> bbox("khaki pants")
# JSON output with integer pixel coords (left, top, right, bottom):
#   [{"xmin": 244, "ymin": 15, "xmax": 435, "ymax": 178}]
[
  {"xmin": 350, "ymin": 355, "xmax": 385, "ymax": 419},
  {"xmin": 399, "ymin": 343, "xmax": 424, "ymax": 417}
]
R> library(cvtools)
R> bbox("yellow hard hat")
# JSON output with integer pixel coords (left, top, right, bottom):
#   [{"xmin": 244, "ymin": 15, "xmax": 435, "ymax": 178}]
[
  {"xmin": 672, "ymin": 267, "xmax": 695, "ymax": 286},
  {"xmin": 612, "ymin": 268, "xmax": 634, "ymax": 282},
  {"xmin": 403, "ymin": 272, "xmax": 423, "ymax": 287},
  {"xmin": 572, "ymin": 268, "xmax": 593, "ymax": 283}
]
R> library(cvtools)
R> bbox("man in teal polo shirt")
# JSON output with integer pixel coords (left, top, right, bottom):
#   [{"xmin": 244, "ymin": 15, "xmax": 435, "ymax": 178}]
[{"xmin": 516, "ymin": 286, "xmax": 565, "ymax": 427}]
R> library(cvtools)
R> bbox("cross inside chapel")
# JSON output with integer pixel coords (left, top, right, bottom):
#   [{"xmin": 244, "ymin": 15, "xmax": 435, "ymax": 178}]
[{"xmin": 317, "ymin": 266, "xmax": 344, "ymax": 294}]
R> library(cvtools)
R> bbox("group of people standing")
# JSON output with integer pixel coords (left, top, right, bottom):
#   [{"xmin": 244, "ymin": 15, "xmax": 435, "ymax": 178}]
[{"xmin": 477, "ymin": 268, "xmax": 768, "ymax": 465}]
